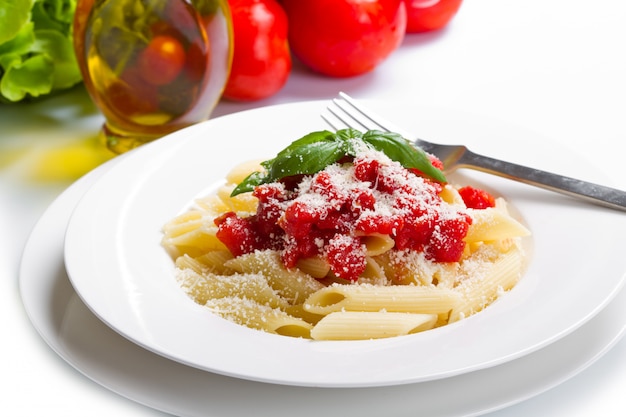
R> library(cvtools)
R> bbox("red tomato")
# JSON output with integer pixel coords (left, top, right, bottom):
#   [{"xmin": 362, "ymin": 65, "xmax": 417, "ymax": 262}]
[
  {"xmin": 281, "ymin": 0, "xmax": 406, "ymax": 78},
  {"xmin": 138, "ymin": 35, "xmax": 187, "ymax": 86},
  {"xmin": 223, "ymin": 0, "xmax": 291, "ymax": 101},
  {"xmin": 403, "ymin": 0, "xmax": 463, "ymax": 33},
  {"xmin": 183, "ymin": 39, "xmax": 209, "ymax": 83},
  {"xmin": 105, "ymin": 67, "xmax": 159, "ymax": 117}
]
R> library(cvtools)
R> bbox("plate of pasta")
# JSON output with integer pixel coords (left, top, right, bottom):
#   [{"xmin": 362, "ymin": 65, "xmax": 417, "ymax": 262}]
[{"xmin": 64, "ymin": 100, "xmax": 626, "ymax": 387}]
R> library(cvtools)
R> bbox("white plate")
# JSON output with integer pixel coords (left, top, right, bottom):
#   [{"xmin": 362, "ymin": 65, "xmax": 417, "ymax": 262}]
[
  {"xmin": 64, "ymin": 100, "xmax": 626, "ymax": 387},
  {"xmin": 19, "ymin": 160, "xmax": 626, "ymax": 416}
]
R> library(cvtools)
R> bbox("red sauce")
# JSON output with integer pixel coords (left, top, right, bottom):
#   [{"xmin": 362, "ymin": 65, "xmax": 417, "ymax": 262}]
[
  {"xmin": 215, "ymin": 152, "xmax": 492, "ymax": 282},
  {"xmin": 458, "ymin": 186, "xmax": 497, "ymax": 209}
]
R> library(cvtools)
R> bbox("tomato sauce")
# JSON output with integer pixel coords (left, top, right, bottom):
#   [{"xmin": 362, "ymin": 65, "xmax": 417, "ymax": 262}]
[{"xmin": 215, "ymin": 148, "xmax": 497, "ymax": 282}]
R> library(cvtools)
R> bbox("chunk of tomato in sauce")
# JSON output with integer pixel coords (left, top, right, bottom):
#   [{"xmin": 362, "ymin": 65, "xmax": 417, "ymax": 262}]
[
  {"xmin": 458, "ymin": 186, "xmax": 496, "ymax": 209},
  {"xmin": 214, "ymin": 212, "xmax": 258, "ymax": 256},
  {"xmin": 325, "ymin": 235, "xmax": 367, "ymax": 282},
  {"xmin": 426, "ymin": 215, "xmax": 471, "ymax": 262}
]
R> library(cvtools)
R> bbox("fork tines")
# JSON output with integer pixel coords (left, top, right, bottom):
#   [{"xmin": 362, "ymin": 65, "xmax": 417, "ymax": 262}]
[{"xmin": 322, "ymin": 92, "xmax": 408, "ymax": 137}]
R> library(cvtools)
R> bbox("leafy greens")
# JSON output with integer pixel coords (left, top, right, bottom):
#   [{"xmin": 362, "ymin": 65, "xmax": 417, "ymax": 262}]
[
  {"xmin": 231, "ymin": 129, "xmax": 447, "ymax": 196},
  {"xmin": 0, "ymin": 0, "xmax": 81, "ymax": 102}
]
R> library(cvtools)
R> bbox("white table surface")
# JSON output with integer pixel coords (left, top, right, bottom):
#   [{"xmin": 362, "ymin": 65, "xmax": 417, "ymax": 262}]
[{"xmin": 2, "ymin": 0, "xmax": 626, "ymax": 415}]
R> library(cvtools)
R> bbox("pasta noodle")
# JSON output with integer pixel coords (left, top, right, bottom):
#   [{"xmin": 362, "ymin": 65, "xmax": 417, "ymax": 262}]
[
  {"xmin": 296, "ymin": 256, "xmax": 331, "ymax": 279},
  {"xmin": 310, "ymin": 312, "xmax": 438, "ymax": 340},
  {"xmin": 225, "ymin": 159, "xmax": 264, "ymax": 185},
  {"xmin": 217, "ymin": 184, "xmax": 258, "ymax": 214},
  {"xmin": 464, "ymin": 199, "xmax": 530, "ymax": 243},
  {"xmin": 359, "ymin": 233, "xmax": 395, "ymax": 256},
  {"xmin": 176, "ymin": 267, "xmax": 288, "ymax": 308},
  {"xmin": 224, "ymin": 251, "xmax": 325, "ymax": 304},
  {"xmin": 162, "ymin": 133, "xmax": 531, "ymax": 341},
  {"xmin": 303, "ymin": 283, "xmax": 462, "ymax": 316},
  {"xmin": 360, "ymin": 256, "xmax": 387, "ymax": 283},
  {"xmin": 161, "ymin": 208, "xmax": 227, "ymax": 258},
  {"xmin": 449, "ymin": 245, "xmax": 524, "ymax": 322},
  {"xmin": 205, "ymin": 297, "xmax": 312, "ymax": 338}
]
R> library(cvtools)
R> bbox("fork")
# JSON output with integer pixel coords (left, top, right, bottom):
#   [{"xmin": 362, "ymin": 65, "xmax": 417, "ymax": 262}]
[{"xmin": 322, "ymin": 92, "xmax": 626, "ymax": 212}]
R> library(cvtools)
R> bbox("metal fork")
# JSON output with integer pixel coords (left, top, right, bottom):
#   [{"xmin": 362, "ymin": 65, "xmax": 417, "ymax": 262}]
[{"xmin": 322, "ymin": 92, "xmax": 626, "ymax": 212}]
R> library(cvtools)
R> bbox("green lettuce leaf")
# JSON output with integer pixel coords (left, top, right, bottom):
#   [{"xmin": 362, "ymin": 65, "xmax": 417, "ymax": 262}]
[
  {"xmin": 0, "ymin": 0, "xmax": 81, "ymax": 102},
  {"xmin": 32, "ymin": 29, "xmax": 81, "ymax": 89},
  {"xmin": 0, "ymin": 21, "xmax": 35, "ymax": 58},
  {"xmin": 0, "ymin": 0, "xmax": 34, "ymax": 44},
  {"xmin": 1, "ymin": 54, "xmax": 54, "ymax": 101}
]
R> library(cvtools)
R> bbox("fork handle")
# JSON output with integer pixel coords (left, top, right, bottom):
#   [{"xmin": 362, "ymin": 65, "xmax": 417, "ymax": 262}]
[{"xmin": 459, "ymin": 151, "xmax": 626, "ymax": 212}]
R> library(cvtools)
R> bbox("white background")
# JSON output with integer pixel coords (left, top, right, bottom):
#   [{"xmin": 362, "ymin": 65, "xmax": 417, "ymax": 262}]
[{"xmin": 2, "ymin": 0, "xmax": 626, "ymax": 415}]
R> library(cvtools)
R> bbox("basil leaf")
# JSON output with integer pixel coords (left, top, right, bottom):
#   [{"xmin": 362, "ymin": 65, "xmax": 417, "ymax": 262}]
[
  {"xmin": 230, "ymin": 128, "xmax": 447, "ymax": 197},
  {"xmin": 230, "ymin": 170, "xmax": 266, "ymax": 196},
  {"xmin": 362, "ymin": 130, "xmax": 447, "ymax": 183},
  {"xmin": 267, "ymin": 140, "xmax": 345, "ymax": 180},
  {"xmin": 232, "ymin": 131, "xmax": 347, "ymax": 196},
  {"xmin": 270, "ymin": 130, "xmax": 337, "ymax": 163},
  {"xmin": 334, "ymin": 127, "xmax": 363, "ymax": 142}
]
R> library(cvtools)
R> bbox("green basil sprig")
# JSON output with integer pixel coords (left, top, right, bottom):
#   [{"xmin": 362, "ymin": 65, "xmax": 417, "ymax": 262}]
[{"xmin": 230, "ymin": 129, "xmax": 447, "ymax": 196}]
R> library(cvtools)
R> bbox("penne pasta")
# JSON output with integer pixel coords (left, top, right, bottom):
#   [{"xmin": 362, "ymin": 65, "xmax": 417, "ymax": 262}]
[
  {"xmin": 303, "ymin": 283, "xmax": 462, "ymax": 316},
  {"xmin": 175, "ymin": 254, "xmax": 208, "ymax": 275},
  {"xmin": 296, "ymin": 256, "xmax": 330, "ymax": 279},
  {"xmin": 465, "ymin": 200, "xmax": 530, "ymax": 243},
  {"xmin": 358, "ymin": 256, "xmax": 389, "ymax": 284},
  {"xmin": 449, "ymin": 246, "xmax": 524, "ymax": 322},
  {"xmin": 225, "ymin": 159, "xmax": 264, "ymax": 185},
  {"xmin": 377, "ymin": 250, "xmax": 459, "ymax": 287},
  {"xmin": 283, "ymin": 304, "xmax": 325, "ymax": 325},
  {"xmin": 310, "ymin": 312, "xmax": 438, "ymax": 340},
  {"xmin": 224, "ymin": 250, "xmax": 325, "ymax": 304},
  {"xmin": 162, "ymin": 227, "xmax": 227, "ymax": 258},
  {"xmin": 194, "ymin": 194, "xmax": 231, "ymax": 215},
  {"xmin": 206, "ymin": 296, "xmax": 312, "ymax": 338},
  {"xmin": 359, "ymin": 233, "xmax": 395, "ymax": 256},
  {"xmin": 176, "ymin": 268, "xmax": 288, "ymax": 309},
  {"xmin": 162, "ymin": 210, "xmax": 205, "ymax": 236},
  {"xmin": 193, "ymin": 250, "xmax": 235, "ymax": 274},
  {"xmin": 439, "ymin": 184, "xmax": 466, "ymax": 206},
  {"xmin": 217, "ymin": 184, "xmax": 258, "ymax": 214}
]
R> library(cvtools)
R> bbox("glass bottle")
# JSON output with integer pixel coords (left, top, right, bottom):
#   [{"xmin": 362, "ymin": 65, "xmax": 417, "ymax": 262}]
[{"xmin": 73, "ymin": 0, "xmax": 233, "ymax": 153}]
